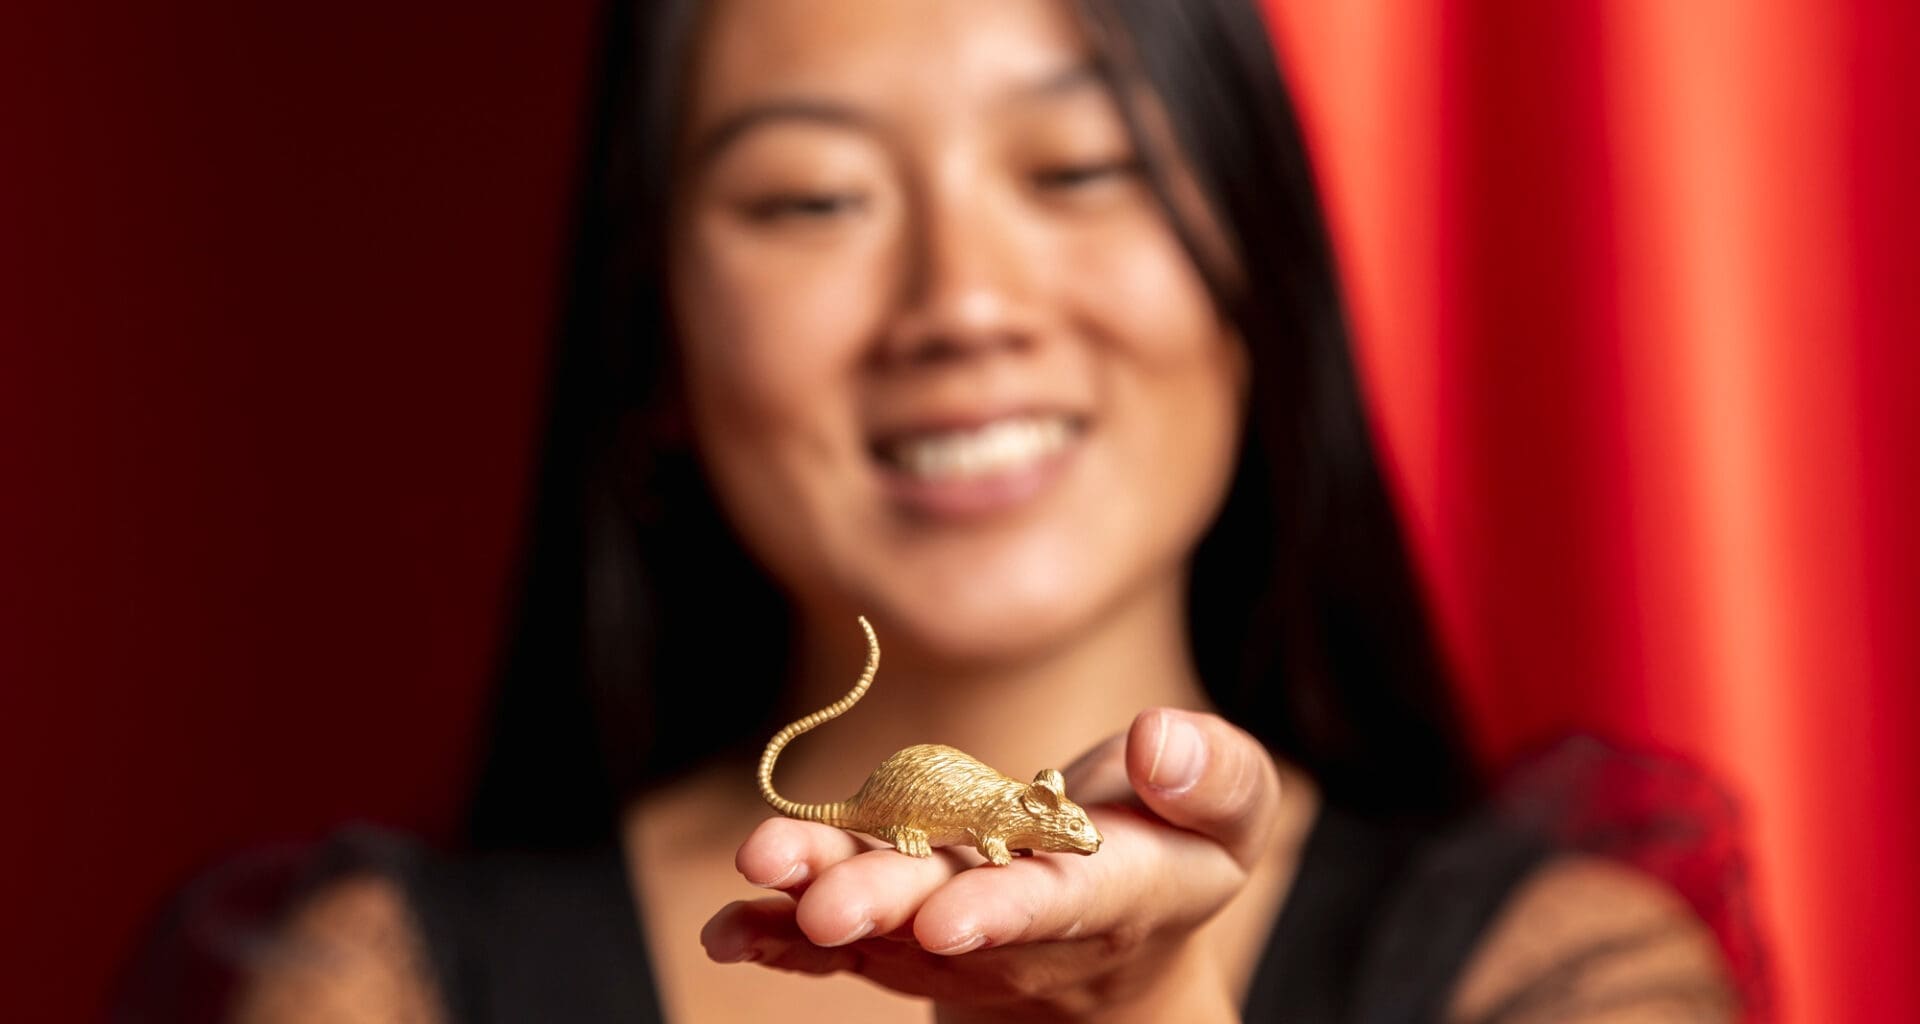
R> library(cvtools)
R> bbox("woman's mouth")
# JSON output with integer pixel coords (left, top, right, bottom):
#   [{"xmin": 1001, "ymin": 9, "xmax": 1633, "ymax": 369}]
[
  {"xmin": 872, "ymin": 412, "xmax": 1087, "ymax": 521},
  {"xmin": 882, "ymin": 414, "xmax": 1076, "ymax": 480}
]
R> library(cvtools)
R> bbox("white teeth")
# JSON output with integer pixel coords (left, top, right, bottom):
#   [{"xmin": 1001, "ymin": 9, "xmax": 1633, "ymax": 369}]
[{"xmin": 887, "ymin": 415, "xmax": 1076, "ymax": 480}]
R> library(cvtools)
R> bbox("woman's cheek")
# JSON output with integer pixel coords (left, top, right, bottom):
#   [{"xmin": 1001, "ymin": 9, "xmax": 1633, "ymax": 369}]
[
  {"xmin": 707, "ymin": 238, "xmax": 891, "ymax": 391},
  {"xmin": 1063, "ymin": 223, "xmax": 1215, "ymax": 365},
  {"xmin": 676, "ymin": 234, "xmax": 896, "ymax": 580},
  {"xmin": 1067, "ymin": 225, "xmax": 1245, "ymax": 536},
  {"xmin": 679, "ymin": 261, "xmax": 864, "ymax": 433}
]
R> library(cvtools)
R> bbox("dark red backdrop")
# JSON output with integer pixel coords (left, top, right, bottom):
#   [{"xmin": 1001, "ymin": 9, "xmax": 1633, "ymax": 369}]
[{"xmin": 2, "ymin": 2, "xmax": 1913, "ymax": 1021}]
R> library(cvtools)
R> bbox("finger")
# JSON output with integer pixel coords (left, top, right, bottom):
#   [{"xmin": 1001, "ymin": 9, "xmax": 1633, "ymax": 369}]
[
  {"xmin": 711, "ymin": 901, "xmax": 1173, "ymax": 1006},
  {"xmin": 835, "ymin": 935, "xmax": 1111, "ymax": 1007},
  {"xmin": 1059, "ymin": 732, "xmax": 1135, "ymax": 807},
  {"xmin": 910, "ymin": 805, "xmax": 1240, "ymax": 954},
  {"xmin": 792, "ymin": 845, "xmax": 972, "ymax": 947},
  {"xmin": 701, "ymin": 898, "xmax": 865, "ymax": 975},
  {"xmin": 1126, "ymin": 708, "xmax": 1282, "ymax": 868},
  {"xmin": 701, "ymin": 897, "xmax": 802, "ymax": 963},
  {"xmin": 703, "ymin": 900, "xmax": 962, "ymax": 993},
  {"xmin": 735, "ymin": 817, "xmax": 875, "ymax": 894}
]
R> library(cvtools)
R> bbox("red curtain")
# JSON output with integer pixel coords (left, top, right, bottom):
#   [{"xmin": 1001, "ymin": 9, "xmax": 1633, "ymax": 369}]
[
  {"xmin": 0, "ymin": 5, "xmax": 600, "ymax": 1018},
  {"xmin": 1263, "ymin": 1, "xmax": 1920, "ymax": 1021},
  {"xmin": 1, "ymin": 2, "xmax": 1912, "ymax": 1020}
]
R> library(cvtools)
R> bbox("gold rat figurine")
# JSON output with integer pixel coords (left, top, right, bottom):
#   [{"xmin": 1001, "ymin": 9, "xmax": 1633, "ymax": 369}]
[{"xmin": 757, "ymin": 616, "xmax": 1103, "ymax": 866}]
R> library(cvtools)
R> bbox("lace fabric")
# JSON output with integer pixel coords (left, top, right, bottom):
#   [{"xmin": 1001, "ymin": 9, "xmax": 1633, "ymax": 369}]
[
  {"xmin": 1488, "ymin": 735, "xmax": 1774, "ymax": 1023},
  {"xmin": 112, "ymin": 828, "xmax": 654, "ymax": 1024},
  {"xmin": 115, "ymin": 829, "xmax": 442, "ymax": 1022}
]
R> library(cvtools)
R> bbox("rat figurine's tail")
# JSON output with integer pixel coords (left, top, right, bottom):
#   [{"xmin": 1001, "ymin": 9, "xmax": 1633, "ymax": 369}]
[{"xmin": 757, "ymin": 615, "xmax": 880, "ymax": 826}]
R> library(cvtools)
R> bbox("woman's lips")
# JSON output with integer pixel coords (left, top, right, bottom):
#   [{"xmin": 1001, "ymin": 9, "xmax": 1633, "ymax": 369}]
[{"xmin": 871, "ymin": 413, "xmax": 1086, "ymax": 521}]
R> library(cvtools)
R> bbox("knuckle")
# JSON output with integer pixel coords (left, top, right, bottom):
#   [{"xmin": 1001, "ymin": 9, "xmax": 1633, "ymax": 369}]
[
  {"xmin": 795, "ymin": 899, "xmax": 864, "ymax": 946},
  {"xmin": 1205, "ymin": 739, "xmax": 1275, "ymax": 829},
  {"xmin": 805, "ymin": 858, "xmax": 867, "ymax": 902},
  {"xmin": 1097, "ymin": 919, "xmax": 1151, "ymax": 959},
  {"xmin": 1220, "ymin": 746, "xmax": 1263, "ymax": 812},
  {"xmin": 1001, "ymin": 959, "xmax": 1063, "ymax": 1001}
]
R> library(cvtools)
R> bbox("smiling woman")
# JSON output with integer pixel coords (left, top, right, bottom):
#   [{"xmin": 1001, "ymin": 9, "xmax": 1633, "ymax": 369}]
[
  {"xmin": 668, "ymin": 0, "xmax": 1248, "ymax": 670},
  {"xmin": 122, "ymin": 0, "xmax": 1749, "ymax": 1021}
]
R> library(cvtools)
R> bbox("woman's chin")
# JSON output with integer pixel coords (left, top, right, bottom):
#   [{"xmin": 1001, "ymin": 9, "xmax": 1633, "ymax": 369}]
[
  {"xmin": 807, "ymin": 517, "xmax": 1144, "ymax": 668},
  {"xmin": 861, "ymin": 588, "xmax": 1101, "ymax": 670}
]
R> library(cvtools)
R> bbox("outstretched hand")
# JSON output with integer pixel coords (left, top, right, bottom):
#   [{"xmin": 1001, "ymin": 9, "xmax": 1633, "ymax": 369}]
[{"xmin": 701, "ymin": 708, "xmax": 1285, "ymax": 1023}]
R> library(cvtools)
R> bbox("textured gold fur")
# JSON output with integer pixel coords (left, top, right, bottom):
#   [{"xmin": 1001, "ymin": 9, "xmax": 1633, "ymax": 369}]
[{"xmin": 757, "ymin": 617, "xmax": 1103, "ymax": 865}]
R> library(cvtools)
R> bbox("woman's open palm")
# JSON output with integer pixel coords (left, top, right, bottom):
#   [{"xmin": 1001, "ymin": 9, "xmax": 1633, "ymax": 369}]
[{"xmin": 702, "ymin": 708, "xmax": 1284, "ymax": 1023}]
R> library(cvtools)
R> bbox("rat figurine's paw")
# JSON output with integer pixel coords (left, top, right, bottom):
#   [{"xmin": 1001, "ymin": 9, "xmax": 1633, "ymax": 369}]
[
  {"xmin": 883, "ymin": 822, "xmax": 936, "ymax": 853},
  {"xmin": 981, "ymin": 836, "xmax": 1013, "ymax": 866}
]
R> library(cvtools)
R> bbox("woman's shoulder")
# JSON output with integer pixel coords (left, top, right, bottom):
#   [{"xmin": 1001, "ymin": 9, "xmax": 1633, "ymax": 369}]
[
  {"xmin": 1449, "ymin": 853, "xmax": 1736, "ymax": 1022},
  {"xmin": 1252, "ymin": 734, "xmax": 1762, "ymax": 1022},
  {"xmin": 230, "ymin": 869, "xmax": 443, "ymax": 1024},
  {"xmin": 113, "ymin": 826, "xmax": 448, "ymax": 1023},
  {"xmin": 1432, "ymin": 734, "xmax": 1764, "ymax": 1022},
  {"xmin": 120, "ymin": 823, "xmax": 662, "ymax": 1022}
]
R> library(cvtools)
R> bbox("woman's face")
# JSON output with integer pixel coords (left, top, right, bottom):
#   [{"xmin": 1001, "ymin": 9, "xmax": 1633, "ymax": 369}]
[{"xmin": 670, "ymin": 0, "xmax": 1248, "ymax": 663}]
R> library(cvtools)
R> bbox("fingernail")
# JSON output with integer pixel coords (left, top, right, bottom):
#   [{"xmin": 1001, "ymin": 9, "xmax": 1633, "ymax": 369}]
[
  {"xmin": 713, "ymin": 943, "xmax": 760, "ymax": 964},
  {"xmin": 929, "ymin": 931, "xmax": 987, "ymax": 955},
  {"xmin": 1148, "ymin": 714, "xmax": 1205, "ymax": 792},
  {"xmin": 755, "ymin": 862, "xmax": 807, "ymax": 889},
  {"xmin": 822, "ymin": 919, "xmax": 873, "ymax": 947}
]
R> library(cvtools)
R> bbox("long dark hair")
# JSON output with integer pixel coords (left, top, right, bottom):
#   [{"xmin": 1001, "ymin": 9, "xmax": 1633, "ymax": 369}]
[{"xmin": 464, "ymin": 0, "xmax": 1480, "ymax": 853}]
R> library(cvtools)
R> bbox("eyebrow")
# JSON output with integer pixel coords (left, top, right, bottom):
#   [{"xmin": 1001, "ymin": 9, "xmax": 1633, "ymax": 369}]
[
  {"xmin": 690, "ymin": 99, "xmax": 878, "ymax": 167},
  {"xmin": 688, "ymin": 60, "xmax": 1110, "ymax": 167},
  {"xmin": 1023, "ymin": 61, "xmax": 1105, "ymax": 99}
]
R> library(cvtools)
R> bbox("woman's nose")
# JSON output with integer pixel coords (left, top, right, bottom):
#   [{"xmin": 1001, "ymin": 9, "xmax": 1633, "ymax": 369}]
[{"xmin": 877, "ymin": 186, "xmax": 1041, "ymax": 368}]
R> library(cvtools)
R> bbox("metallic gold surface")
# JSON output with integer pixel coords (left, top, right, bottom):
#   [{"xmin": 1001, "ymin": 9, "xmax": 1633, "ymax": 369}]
[{"xmin": 758, "ymin": 617, "xmax": 1103, "ymax": 865}]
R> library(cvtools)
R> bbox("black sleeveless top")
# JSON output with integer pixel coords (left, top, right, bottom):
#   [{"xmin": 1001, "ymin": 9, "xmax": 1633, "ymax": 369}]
[{"xmin": 339, "ymin": 802, "xmax": 1549, "ymax": 1023}]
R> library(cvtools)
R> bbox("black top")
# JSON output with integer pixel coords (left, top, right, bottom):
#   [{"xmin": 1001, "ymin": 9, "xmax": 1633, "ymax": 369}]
[{"xmin": 323, "ymin": 802, "xmax": 1549, "ymax": 1023}]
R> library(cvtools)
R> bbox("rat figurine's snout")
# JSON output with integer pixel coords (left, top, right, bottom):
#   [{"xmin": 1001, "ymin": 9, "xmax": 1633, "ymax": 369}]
[
  {"xmin": 1069, "ymin": 823, "xmax": 1103, "ymax": 855},
  {"xmin": 1017, "ymin": 768, "xmax": 1103, "ymax": 856}
]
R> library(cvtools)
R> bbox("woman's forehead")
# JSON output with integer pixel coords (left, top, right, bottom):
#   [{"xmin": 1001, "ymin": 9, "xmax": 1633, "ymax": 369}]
[{"xmin": 683, "ymin": 0, "xmax": 1097, "ymax": 133}]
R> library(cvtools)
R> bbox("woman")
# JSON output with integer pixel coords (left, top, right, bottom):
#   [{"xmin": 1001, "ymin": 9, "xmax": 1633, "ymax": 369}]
[{"xmin": 220, "ymin": 0, "xmax": 1745, "ymax": 1020}]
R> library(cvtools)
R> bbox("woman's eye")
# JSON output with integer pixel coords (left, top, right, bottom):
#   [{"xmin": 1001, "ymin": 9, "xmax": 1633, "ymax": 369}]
[
  {"xmin": 1032, "ymin": 158, "xmax": 1141, "ymax": 192},
  {"xmin": 741, "ymin": 192, "xmax": 867, "ymax": 223}
]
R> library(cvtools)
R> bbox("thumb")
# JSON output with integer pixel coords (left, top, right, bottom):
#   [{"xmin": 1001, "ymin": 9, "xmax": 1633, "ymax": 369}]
[{"xmin": 1125, "ymin": 708, "xmax": 1282, "ymax": 869}]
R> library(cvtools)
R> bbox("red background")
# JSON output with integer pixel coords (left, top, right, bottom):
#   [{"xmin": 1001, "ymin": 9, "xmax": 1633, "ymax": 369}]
[{"xmin": 2, "ymin": 2, "xmax": 1913, "ymax": 1020}]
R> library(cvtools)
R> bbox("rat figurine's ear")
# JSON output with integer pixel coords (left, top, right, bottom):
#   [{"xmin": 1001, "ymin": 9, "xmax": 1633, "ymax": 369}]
[{"xmin": 1022, "ymin": 769, "xmax": 1066, "ymax": 815}]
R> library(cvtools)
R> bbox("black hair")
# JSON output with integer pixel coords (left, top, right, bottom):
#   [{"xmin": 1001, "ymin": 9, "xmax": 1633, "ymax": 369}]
[{"xmin": 464, "ymin": 0, "xmax": 1481, "ymax": 853}]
